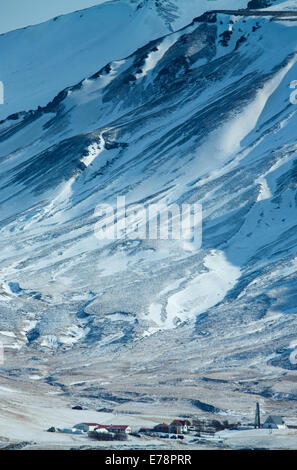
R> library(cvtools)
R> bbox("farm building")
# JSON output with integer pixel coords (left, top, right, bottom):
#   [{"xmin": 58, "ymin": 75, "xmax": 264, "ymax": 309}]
[
  {"xmin": 47, "ymin": 427, "xmax": 58, "ymax": 433},
  {"xmin": 262, "ymin": 416, "xmax": 287, "ymax": 430},
  {"xmin": 154, "ymin": 423, "xmax": 170, "ymax": 433},
  {"xmin": 73, "ymin": 422, "xmax": 99, "ymax": 432},
  {"xmin": 169, "ymin": 420, "xmax": 190, "ymax": 434},
  {"xmin": 94, "ymin": 424, "xmax": 131, "ymax": 434},
  {"xmin": 105, "ymin": 425, "xmax": 131, "ymax": 434}
]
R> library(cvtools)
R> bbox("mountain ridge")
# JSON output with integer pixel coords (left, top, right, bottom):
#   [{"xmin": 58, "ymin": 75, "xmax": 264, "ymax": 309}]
[{"xmin": 0, "ymin": 0, "xmax": 251, "ymax": 121}]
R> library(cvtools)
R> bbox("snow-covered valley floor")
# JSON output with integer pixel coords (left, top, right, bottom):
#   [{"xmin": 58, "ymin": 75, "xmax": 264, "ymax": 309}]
[{"xmin": 1, "ymin": 370, "xmax": 297, "ymax": 450}]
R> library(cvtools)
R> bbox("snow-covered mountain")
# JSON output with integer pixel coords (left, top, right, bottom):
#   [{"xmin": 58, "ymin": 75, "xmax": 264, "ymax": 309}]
[
  {"xmin": 0, "ymin": 0, "xmax": 252, "ymax": 121},
  {"xmin": 2, "ymin": 2, "xmax": 297, "ymax": 419}
]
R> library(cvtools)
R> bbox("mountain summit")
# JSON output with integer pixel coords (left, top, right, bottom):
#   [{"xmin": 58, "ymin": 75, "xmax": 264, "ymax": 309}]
[{"xmin": 0, "ymin": 0, "xmax": 252, "ymax": 121}]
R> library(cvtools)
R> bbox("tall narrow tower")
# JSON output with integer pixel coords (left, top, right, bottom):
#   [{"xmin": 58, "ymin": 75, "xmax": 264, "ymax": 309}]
[{"xmin": 254, "ymin": 402, "xmax": 261, "ymax": 429}]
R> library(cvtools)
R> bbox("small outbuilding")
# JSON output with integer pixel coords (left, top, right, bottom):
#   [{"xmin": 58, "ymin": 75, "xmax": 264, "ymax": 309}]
[
  {"xmin": 47, "ymin": 427, "xmax": 58, "ymax": 433},
  {"xmin": 262, "ymin": 416, "xmax": 287, "ymax": 430}
]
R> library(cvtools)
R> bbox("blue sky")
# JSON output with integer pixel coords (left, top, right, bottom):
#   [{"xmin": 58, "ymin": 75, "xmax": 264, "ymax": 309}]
[{"xmin": 0, "ymin": 0, "xmax": 107, "ymax": 34}]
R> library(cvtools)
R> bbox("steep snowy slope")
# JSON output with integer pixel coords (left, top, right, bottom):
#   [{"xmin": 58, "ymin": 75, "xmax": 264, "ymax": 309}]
[
  {"xmin": 1, "ymin": 8, "xmax": 297, "ymax": 343},
  {"xmin": 249, "ymin": 0, "xmax": 297, "ymax": 8},
  {"xmin": 2, "ymin": 7, "xmax": 297, "ymax": 416},
  {"xmin": 0, "ymin": 0, "xmax": 250, "ymax": 122}
]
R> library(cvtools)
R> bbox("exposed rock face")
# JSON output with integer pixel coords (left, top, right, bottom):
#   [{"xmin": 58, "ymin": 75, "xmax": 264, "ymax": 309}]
[{"xmin": 248, "ymin": 0, "xmax": 272, "ymax": 8}]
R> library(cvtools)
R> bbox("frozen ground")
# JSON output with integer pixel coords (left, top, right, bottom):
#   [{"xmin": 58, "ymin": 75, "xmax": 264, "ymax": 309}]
[{"xmin": 1, "ymin": 369, "xmax": 297, "ymax": 450}]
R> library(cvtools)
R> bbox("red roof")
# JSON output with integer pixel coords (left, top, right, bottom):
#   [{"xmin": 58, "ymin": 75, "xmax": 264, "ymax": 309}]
[{"xmin": 171, "ymin": 420, "xmax": 185, "ymax": 426}]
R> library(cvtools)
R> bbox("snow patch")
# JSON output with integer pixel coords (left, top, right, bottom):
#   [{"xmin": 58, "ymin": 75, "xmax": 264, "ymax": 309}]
[{"xmin": 165, "ymin": 251, "xmax": 241, "ymax": 329}]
